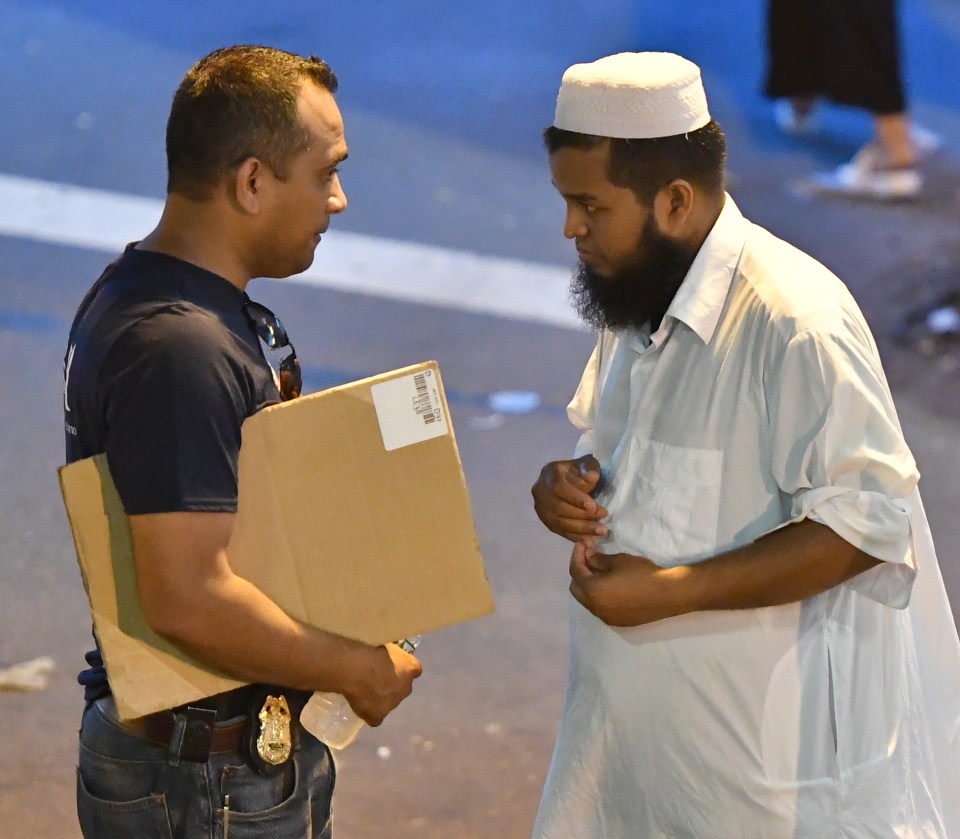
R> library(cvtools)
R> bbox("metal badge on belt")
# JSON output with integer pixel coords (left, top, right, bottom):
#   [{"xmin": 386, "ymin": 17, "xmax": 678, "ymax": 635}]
[{"xmin": 246, "ymin": 694, "xmax": 293, "ymax": 774}]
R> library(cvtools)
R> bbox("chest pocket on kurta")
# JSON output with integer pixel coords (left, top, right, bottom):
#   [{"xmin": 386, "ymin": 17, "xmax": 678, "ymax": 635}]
[{"xmin": 598, "ymin": 437, "xmax": 723, "ymax": 564}]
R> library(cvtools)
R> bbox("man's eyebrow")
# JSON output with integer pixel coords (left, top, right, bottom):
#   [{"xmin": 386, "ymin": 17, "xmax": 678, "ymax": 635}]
[
  {"xmin": 561, "ymin": 189, "xmax": 599, "ymax": 203},
  {"xmin": 327, "ymin": 151, "xmax": 349, "ymax": 169},
  {"xmin": 549, "ymin": 179, "xmax": 597, "ymax": 202}
]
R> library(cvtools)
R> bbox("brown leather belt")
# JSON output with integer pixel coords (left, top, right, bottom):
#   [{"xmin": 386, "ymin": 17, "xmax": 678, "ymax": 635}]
[
  {"xmin": 130, "ymin": 708, "xmax": 246, "ymax": 756},
  {"xmin": 96, "ymin": 687, "xmax": 311, "ymax": 767},
  {"xmin": 97, "ymin": 696, "xmax": 246, "ymax": 759}
]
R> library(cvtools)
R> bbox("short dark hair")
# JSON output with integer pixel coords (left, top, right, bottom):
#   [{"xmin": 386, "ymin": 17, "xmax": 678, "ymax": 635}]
[
  {"xmin": 543, "ymin": 121, "xmax": 727, "ymax": 204},
  {"xmin": 166, "ymin": 45, "xmax": 339, "ymax": 200}
]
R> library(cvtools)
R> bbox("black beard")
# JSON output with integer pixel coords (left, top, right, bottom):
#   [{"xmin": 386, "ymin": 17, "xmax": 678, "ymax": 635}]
[{"xmin": 570, "ymin": 216, "xmax": 698, "ymax": 333}]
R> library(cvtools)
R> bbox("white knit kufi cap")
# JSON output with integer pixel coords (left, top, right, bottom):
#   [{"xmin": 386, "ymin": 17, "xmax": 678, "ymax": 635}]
[{"xmin": 553, "ymin": 52, "xmax": 711, "ymax": 139}]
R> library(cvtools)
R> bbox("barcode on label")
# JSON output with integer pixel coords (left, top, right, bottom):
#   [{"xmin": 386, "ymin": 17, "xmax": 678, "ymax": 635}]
[
  {"xmin": 414, "ymin": 372, "xmax": 436, "ymax": 425},
  {"xmin": 371, "ymin": 368, "xmax": 448, "ymax": 451}
]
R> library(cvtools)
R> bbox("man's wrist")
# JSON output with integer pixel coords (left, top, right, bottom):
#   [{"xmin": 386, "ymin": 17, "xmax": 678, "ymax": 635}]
[{"xmin": 662, "ymin": 563, "xmax": 702, "ymax": 616}]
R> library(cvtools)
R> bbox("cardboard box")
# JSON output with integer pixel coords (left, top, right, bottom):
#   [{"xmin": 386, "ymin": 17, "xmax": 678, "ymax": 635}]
[{"xmin": 59, "ymin": 361, "xmax": 494, "ymax": 720}]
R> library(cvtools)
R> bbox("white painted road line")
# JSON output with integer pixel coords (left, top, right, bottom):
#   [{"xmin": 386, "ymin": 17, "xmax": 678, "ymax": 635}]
[{"xmin": 0, "ymin": 173, "xmax": 583, "ymax": 330}]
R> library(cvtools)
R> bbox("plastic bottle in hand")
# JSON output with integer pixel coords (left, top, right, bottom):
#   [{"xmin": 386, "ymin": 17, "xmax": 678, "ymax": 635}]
[
  {"xmin": 299, "ymin": 691, "xmax": 364, "ymax": 750},
  {"xmin": 300, "ymin": 637, "xmax": 420, "ymax": 750}
]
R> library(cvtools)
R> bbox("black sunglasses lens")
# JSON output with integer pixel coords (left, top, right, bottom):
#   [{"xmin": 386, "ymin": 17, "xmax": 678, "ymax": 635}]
[
  {"xmin": 279, "ymin": 351, "xmax": 302, "ymax": 401},
  {"xmin": 247, "ymin": 299, "xmax": 300, "ymax": 400},
  {"xmin": 260, "ymin": 323, "xmax": 283, "ymax": 348},
  {"xmin": 246, "ymin": 302, "xmax": 289, "ymax": 349}
]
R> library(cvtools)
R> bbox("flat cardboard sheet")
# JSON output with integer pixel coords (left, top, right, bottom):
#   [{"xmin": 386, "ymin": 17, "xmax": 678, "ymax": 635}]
[{"xmin": 59, "ymin": 361, "xmax": 493, "ymax": 720}]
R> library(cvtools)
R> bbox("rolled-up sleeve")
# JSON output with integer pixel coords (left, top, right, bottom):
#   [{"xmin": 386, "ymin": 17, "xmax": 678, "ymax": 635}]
[{"xmin": 768, "ymin": 324, "xmax": 918, "ymax": 608}]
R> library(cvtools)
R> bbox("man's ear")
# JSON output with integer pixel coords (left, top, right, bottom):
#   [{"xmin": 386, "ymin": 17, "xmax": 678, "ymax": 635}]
[
  {"xmin": 234, "ymin": 157, "xmax": 266, "ymax": 214},
  {"xmin": 652, "ymin": 179, "xmax": 694, "ymax": 236}
]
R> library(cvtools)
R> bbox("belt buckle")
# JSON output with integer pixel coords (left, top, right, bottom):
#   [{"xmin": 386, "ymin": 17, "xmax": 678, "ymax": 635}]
[{"xmin": 246, "ymin": 693, "xmax": 293, "ymax": 775}]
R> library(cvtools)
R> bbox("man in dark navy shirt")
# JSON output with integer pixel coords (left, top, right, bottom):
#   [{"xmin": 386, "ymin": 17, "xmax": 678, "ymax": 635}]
[{"xmin": 64, "ymin": 45, "xmax": 421, "ymax": 838}]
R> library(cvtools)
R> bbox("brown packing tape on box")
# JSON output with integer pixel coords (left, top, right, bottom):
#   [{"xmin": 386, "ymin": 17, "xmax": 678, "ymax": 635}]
[{"xmin": 59, "ymin": 361, "xmax": 494, "ymax": 720}]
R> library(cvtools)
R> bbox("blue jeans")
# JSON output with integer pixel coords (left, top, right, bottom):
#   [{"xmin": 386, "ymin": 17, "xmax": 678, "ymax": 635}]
[{"xmin": 77, "ymin": 699, "xmax": 335, "ymax": 838}]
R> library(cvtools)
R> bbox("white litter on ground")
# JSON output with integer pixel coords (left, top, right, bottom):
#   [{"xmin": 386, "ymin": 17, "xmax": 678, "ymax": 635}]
[{"xmin": 0, "ymin": 656, "xmax": 55, "ymax": 691}]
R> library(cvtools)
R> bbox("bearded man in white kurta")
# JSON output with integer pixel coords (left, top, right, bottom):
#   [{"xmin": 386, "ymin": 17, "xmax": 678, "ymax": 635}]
[{"xmin": 531, "ymin": 52, "xmax": 960, "ymax": 839}]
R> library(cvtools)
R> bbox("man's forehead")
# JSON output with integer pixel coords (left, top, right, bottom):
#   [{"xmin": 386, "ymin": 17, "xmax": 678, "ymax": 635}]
[
  {"xmin": 296, "ymin": 84, "xmax": 347, "ymax": 160},
  {"xmin": 549, "ymin": 143, "xmax": 614, "ymax": 188},
  {"xmin": 297, "ymin": 84, "xmax": 344, "ymax": 136}
]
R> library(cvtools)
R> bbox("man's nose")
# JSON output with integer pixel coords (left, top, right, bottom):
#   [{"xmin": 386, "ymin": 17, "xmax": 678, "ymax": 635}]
[
  {"xmin": 328, "ymin": 174, "xmax": 348, "ymax": 214},
  {"xmin": 563, "ymin": 207, "xmax": 587, "ymax": 240}
]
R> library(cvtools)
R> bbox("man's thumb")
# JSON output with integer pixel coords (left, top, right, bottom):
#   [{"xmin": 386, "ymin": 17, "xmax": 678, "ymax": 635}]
[
  {"xmin": 576, "ymin": 455, "xmax": 604, "ymax": 493},
  {"xmin": 584, "ymin": 549, "xmax": 613, "ymax": 574}
]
